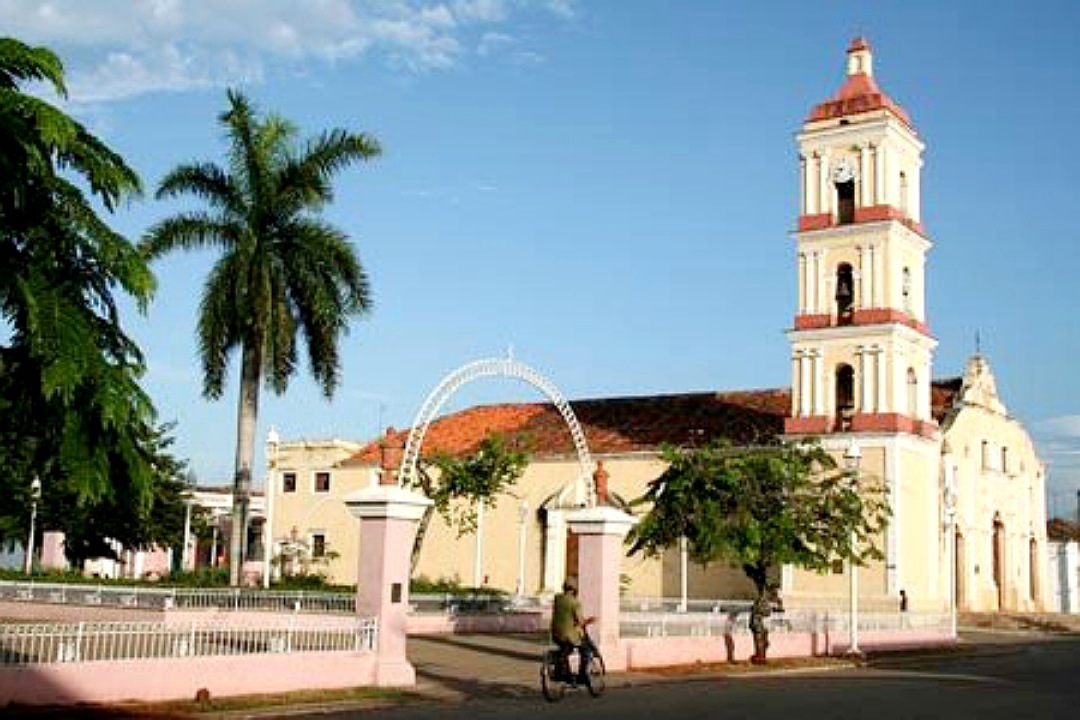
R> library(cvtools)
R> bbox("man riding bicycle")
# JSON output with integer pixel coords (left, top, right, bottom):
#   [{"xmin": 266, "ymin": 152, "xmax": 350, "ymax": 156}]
[{"xmin": 551, "ymin": 577, "xmax": 595, "ymax": 685}]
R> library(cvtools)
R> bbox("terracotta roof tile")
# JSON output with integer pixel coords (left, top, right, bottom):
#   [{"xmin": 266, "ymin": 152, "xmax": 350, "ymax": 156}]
[
  {"xmin": 345, "ymin": 389, "xmax": 790, "ymax": 464},
  {"xmin": 931, "ymin": 377, "xmax": 963, "ymax": 423},
  {"xmin": 344, "ymin": 380, "xmax": 965, "ymax": 466},
  {"xmin": 807, "ymin": 39, "xmax": 914, "ymax": 129}
]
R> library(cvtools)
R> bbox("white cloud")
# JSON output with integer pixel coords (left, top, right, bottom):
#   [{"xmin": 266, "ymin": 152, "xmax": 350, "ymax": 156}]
[
  {"xmin": 477, "ymin": 31, "xmax": 515, "ymax": 57},
  {"xmin": 0, "ymin": 0, "xmax": 577, "ymax": 103},
  {"xmin": 477, "ymin": 30, "xmax": 544, "ymax": 64},
  {"xmin": 1035, "ymin": 414, "xmax": 1080, "ymax": 439},
  {"xmin": 453, "ymin": 0, "xmax": 510, "ymax": 23},
  {"xmin": 541, "ymin": 0, "xmax": 576, "ymax": 19}
]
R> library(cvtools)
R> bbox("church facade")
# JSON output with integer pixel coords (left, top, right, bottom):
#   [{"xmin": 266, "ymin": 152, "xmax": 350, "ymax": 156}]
[{"xmin": 266, "ymin": 39, "xmax": 1048, "ymax": 613}]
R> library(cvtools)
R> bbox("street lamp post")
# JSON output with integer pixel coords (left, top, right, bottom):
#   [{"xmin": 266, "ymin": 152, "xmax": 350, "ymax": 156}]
[
  {"xmin": 263, "ymin": 427, "xmax": 280, "ymax": 589},
  {"xmin": 942, "ymin": 441, "xmax": 958, "ymax": 639},
  {"xmin": 473, "ymin": 499, "xmax": 485, "ymax": 588},
  {"xmin": 516, "ymin": 500, "xmax": 529, "ymax": 597},
  {"xmin": 844, "ymin": 441, "xmax": 862, "ymax": 657},
  {"xmin": 679, "ymin": 535, "xmax": 689, "ymax": 613},
  {"xmin": 24, "ymin": 476, "xmax": 41, "ymax": 575},
  {"xmin": 181, "ymin": 499, "xmax": 193, "ymax": 571}
]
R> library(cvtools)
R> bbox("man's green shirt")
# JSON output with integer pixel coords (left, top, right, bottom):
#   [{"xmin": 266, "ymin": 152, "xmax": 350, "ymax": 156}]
[{"xmin": 551, "ymin": 591, "xmax": 583, "ymax": 645}]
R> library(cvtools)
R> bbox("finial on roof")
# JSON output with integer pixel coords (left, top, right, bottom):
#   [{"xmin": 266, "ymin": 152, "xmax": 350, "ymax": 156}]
[
  {"xmin": 506, "ymin": 344, "xmax": 515, "ymax": 362},
  {"xmin": 974, "ymin": 329, "xmax": 982, "ymax": 356},
  {"xmin": 846, "ymin": 37, "xmax": 873, "ymax": 77}
]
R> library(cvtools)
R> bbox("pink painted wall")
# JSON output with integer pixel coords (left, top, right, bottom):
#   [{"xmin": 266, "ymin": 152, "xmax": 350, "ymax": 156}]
[
  {"xmin": 39, "ymin": 532, "xmax": 67, "ymax": 571},
  {"xmin": 163, "ymin": 610, "xmax": 362, "ymax": 629},
  {"xmin": 0, "ymin": 652, "xmax": 377, "ymax": 706},
  {"xmin": 622, "ymin": 630, "xmax": 956, "ymax": 669},
  {"xmin": 406, "ymin": 612, "xmax": 545, "ymax": 635},
  {"xmin": 139, "ymin": 548, "xmax": 172, "ymax": 578}
]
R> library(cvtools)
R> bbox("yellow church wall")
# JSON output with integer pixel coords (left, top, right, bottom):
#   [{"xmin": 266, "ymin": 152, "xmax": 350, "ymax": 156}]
[
  {"xmin": 782, "ymin": 443, "xmax": 892, "ymax": 611},
  {"xmin": 411, "ymin": 454, "xmax": 758, "ymax": 599},
  {"xmin": 941, "ymin": 403, "xmax": 1047, "ymax": 612},
  {"xmin": 269, "ymin": 448, "xmax": 764, "ymax": 601},
  {"xmin": 897, "ymin": 444, "xmax": 939, "ymax": 609}
]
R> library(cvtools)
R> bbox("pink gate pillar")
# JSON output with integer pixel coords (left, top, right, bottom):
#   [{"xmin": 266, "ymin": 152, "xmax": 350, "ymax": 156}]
[
  {"xmin": 566, "ymin": 505, "xmax": 637, "ymax": 671},
  {"xmin": 39, "ymin": 532, "xmax": 68, "ymax": 571},
  {"xmin": 345, "ymin": 482, "xmax": 432, "ymax": 687}
]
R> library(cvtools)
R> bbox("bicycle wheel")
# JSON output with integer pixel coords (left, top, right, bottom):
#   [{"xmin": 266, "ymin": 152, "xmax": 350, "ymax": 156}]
[
  {"xmin": 540, "ymin": 650, "xmax": 565, "ymax": 702},
  {"xmin": 586, "ymin": 653, "xmax": 606, "ymax": 697}
]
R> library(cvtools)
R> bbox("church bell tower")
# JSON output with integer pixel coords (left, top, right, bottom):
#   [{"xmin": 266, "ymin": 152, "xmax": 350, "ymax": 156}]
[{"xmin": 785, "ymin": 38, "xmax": 937, "ymax": 439}]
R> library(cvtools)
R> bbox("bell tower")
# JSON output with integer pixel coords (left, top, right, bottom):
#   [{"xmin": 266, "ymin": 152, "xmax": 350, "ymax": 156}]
[{"xmin": 785, "ymin": 38, "xmax": 937, "ymax": 439}]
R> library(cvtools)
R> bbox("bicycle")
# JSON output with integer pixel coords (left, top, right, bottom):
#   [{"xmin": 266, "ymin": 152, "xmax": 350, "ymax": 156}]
[{"xmin": 540, "ymin": 629, "xmax": 606, "ymax": 701}]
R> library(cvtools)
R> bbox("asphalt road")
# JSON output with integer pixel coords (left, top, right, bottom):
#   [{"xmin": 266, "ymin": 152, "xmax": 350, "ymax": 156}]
[{"xmin": 318, "ymin": 633, "xmax": 1080, "ymax": 720}]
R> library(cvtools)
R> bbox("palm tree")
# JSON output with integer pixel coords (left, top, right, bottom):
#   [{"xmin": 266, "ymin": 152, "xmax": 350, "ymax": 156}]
[{"xmin": 142, "ymin": 90, "xmax": 380, "ymax": 585}]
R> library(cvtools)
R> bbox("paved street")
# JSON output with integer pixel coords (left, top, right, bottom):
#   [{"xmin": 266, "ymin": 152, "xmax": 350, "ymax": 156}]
[{"xmin": 309, "ymin": 632, "xmax": 1080, "ymax": 720}]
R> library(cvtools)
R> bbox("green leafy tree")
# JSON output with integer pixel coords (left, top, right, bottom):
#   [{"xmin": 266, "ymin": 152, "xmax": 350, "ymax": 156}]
[
  {"xmin": 142, "ymin": 90, "xmax": 380, "ymax": 585},
  {"xmin": 628, "ymin": 440, "xmax": 889, "ymax": 663},
  {"xmin": 36, "ymin": 422, "xmax": 193, "ymax": 569},
  {"xmin": 0, "ymin": 37, "xmax": 160, "ymax": 547},
  {"xmin": 409, "ymin": 434, "xmax": 530, "ymax": 575}
]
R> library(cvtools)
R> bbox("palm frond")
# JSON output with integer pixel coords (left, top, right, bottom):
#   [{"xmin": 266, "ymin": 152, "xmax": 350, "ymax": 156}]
[
  {"xmin": 197, "ymin": 255, "xmax": 245, "ymax": 399},
  {"xmin": 0, "ymin": 37, "xmax": 66, "ymax": 95},
  {"xmin": 141, "ymin": 213, "xmax": 242, "ymax": 258},
  {"xmin": 155, "ymin": 162, "xmax": 245, "ymax": 215}
]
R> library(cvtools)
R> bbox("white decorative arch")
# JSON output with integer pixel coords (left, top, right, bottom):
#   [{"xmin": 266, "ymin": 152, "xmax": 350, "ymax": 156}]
[{"xmin": 398, "ymin": 355, "xmax": 596, "ymax": 506}]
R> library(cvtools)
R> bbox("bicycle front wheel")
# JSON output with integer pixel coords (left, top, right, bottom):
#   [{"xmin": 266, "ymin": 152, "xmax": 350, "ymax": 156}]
[{"xmin": 586, "ymin": 654, "xmax": 606, "ymax": 697}]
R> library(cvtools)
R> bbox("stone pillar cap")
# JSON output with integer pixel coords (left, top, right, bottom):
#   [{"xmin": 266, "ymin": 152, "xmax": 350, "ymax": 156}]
[
  {"xmin": 345, "ymin": 484, "xmax": 432, "ymax": 521},
  {"xmin": 566, "ymin": 505, "xmax": 637, "ymax": 536}
]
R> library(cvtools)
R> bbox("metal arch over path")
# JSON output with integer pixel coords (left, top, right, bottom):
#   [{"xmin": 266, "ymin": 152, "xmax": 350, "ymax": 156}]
[{"xmin": 398, "ymin": 355, "xmax": 596, "ymax": 506}]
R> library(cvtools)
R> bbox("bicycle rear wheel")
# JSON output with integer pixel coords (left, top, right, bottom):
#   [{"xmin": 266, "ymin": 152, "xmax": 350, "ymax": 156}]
[
  {"xmin": 540, "ymin": 650, "xmax": 565, "ymax": 702},
  {"xmin": 586, "ymin": 654, "xmax": 606, "ymax": 697}
]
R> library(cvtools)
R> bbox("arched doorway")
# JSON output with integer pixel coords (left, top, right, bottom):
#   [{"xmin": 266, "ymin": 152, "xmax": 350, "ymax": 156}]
[
  {"xmin": 837, "ymin": 180, "xmax": 855, "ymax": 225},
  {"xmin": 835, "ymin": 263, "xmax": 855, "ymax": 323},
  {"xmin": 955, "ymin": 529, "xmax": 966, "ymax": 610},
  {"xmin": 906, "ymin": 368, "xmax": 918, "ymax": 418},
  {"xmin": 835, "ymin": 363, "xmax": 855, "ymax": 431},
  {"xmin": 992, "ymin": 514, "xmax": 1006, "ymax": 610},
  {"xmin": 1029, "ymin": 538, "xmax": 1039, "ymax": 608}
]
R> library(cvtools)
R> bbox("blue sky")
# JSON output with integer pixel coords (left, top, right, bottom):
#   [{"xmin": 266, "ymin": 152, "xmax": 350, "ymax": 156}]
[{"xmin": 5, "ymin": 1, "xmax": 1080, "ymax": 516}]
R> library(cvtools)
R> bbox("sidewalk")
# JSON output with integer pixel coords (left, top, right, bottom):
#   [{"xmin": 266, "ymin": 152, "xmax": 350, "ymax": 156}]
[
  {"xmin": 405, "ymin": 632, "xmax": 851, "ymax": 702},
  {"xmin": 8, "ymin": 627, "xmax": 1067, "ymax": 719}
]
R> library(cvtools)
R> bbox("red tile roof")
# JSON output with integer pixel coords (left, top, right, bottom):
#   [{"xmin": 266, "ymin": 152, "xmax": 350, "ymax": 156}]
[
  {"xmin": 932, "ymin": 377, "xmax": 963, "ymax": 423},
  {"xmin": 346, "ymin": 389, "xmax": 791, "ymax": 464},
  {"xmin": 807, "ymin": 39, "xmax": 914, "ymax": 129},
  {"xmin": 345, "ymin": 379, "xmax": 963, "ymax": 465}
]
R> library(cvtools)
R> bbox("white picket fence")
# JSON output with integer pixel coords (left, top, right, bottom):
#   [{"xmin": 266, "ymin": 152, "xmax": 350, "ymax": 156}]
[
  {"xmin": 621, "ymin": 610, "xmax": 952, "ymax": 638},
  {"xmin": 0, "ymin": 618, "xmax": 377, "ymax": 666},
  {"xmin": 0, "ymin": 580, "xmax": 355, "ymax": 614}
]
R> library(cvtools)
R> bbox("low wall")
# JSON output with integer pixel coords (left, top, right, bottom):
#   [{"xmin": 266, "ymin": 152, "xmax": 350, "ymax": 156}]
[
  {"xmin": 622, "ymin": 629, "xmax": 956, "ymax": 669},
  {"xmin": 0, "ymin": 601, "xmax": 161, "ymax": 624},
  {"xmin": 163, "ymin": 609, "xmax": 357, "ymax": 628},
  {"xmin": 0, "ymin": 652, "xmax": 378, "ymax": 706},
  {"xmin": 407, "ymin": 611, "xmax": 545, "ymax": 635}
]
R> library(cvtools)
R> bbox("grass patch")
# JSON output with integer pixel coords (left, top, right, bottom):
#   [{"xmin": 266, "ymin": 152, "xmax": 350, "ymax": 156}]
[
  {"xmin": 2, "ymin": 686, "xmax": 426, "ymax": 718},
  {"xmin": 630, "ymin": 655, "xmax": 852, "ymax": 677}
]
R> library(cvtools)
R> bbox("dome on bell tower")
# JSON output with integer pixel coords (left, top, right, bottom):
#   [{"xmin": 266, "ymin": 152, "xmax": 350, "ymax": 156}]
[{"xmin": 807, "ymin": 38, "xmax": 914, "ymax": 130}]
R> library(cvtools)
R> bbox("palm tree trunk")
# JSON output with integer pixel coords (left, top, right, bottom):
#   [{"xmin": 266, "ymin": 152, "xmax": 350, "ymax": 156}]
[{"xmin": 230, "ymin": 341, "xmax": 261, "ymax": 586}]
